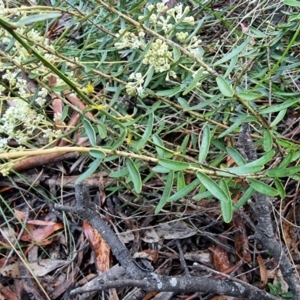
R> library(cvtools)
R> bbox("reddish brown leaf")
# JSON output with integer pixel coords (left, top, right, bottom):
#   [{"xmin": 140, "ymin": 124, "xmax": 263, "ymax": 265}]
[
  {"xmin": 209, "ymin": 245, "xmax": 230, "ymax": 272},
  {"xmin": 83, "ymin": 221, "xmax": 110, "ymax": 273}
]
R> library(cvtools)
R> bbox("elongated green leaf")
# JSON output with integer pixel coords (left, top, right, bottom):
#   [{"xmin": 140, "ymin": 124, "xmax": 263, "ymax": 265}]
[
  {"xmin": 226, "ymin": 147, "xmax": 247, "ymax": 166},
  {"xmin": 248, "ymin": 179, "xmax": 278, "ymax": 196},
  {"xmin": 224, "ymin": 56, "xmax": 238, "ymax": 78},
  {"xmin": 97, "ymin": 123, "xmax": 107, "ymax": 139},
  {"xmin": 196, "ymin": 172, "xmax": 229, "ymax": 202},
  {"xmin": 109, "ymin": 167, "xmax": 129, "ymax": 178},
  {"xmin": 156, "ymin": 86, "xmax": 181, "ymax": 97},
  {"xmin": 263, "ymin": 130, "xmax": 273, "ymax": 152},
  {"xmin": 270, "ymin": 109, "xmax": 287, "ymax": 128},
  {"xmin": 112, "ymin": 128, "xmax": 126, "ymax": 150},
  {"xmin": 143, "ymin": 66, "xmax": 155, "ymax": 88},
  {"xmin": 169, "ymin": 178, "xmax": 200, "ymax": 202},
  {"xmin": 177, "ymin": 97, "xmax": 190, "ymax": 110},
  {"xmin": 213, "ymin": 37, "xmax": 251, "ymax": 66},
  {"xmin": 225, "ymin": 165, "xmax": 263, "ymax": 175},
  {"xmin": 245, "ymin": 150, "xmax": 275, "ymax": 167},
  {"xmin": 137, "ymin": 113, "xmax": 154, "ymax": 150},
  {"xmin": 177, "ymin": 171, "xmax": 185, "ymax": 191},
  {"xmin": 260, "ymin": 98, "xmax": 299, "ymax": 113},
  {"xmin": 155, "ymin": 171, "xmax": 174, "ymax": 213},
  {"xmin": 76, "ymin": 158, "xmax": 102, "ymax": 183},
  {"xmin": 219, "ymin": 180, "xmax": 232, "ymax": 223},
  {"xmin": 278, "ymin": 152, "xmax": 293, "ymax": 169},
  {"xmin": 198, "ymin": 125, "xmax": 211, "ymax": 163},
  {"xmin": 89, "ymin": 149, "xmax": 106, "ymax": 159},
  {"xmin": 218, "ymin": 115, "xmax": 248, "ymax": 138},
  {"xmin": 284, "ymin": 0, "xmax": 300, "ymax": 6},
  {"xmin": 83, "ymin": 119, "xmax": 96, "ymax": 146},
  {"xmin": 126, "ymin": 158, "xmax": 142, "ymax": 193},
  {"xmin": 17, "ymin": 13, "xmax": 61, "ymax": 26},
  {"xmin": 173, "ymin": 46, "xmax": 181, "ymax": 61},
  {"xmin": 192, "ymin": 190, "xmax": 212, "ymax": 201},
  {"xmin": 274, "ymin": 178, "xmax": 286, "ymax": 198},
  {"xmin": 266, "ymin": 166, "xmax": 300, "ymax": 177},
  {"xmin": 152, "ymin": 166, "xmax": 170, "ymax": 173},
  {"xmin": 233, "ymin": 186, "xmax": 255, "ymax": 210},
  {"xmin": 158, "ymin": 159, "xmax": 189, "ymax": 171},
  {"xmin": 183, "ymin": 68, "xmax": 203, "ymax": 95},
  {"xmin": 152, "ymin": 134, "xmax": 165, "ymax": 158},
  {"xmin": 238, "ymin": 92, "xmax": 263, "ymax": 101},
  {"xmin": 216, "ymin": 76, "xmax": 234, "ymax": 97}
]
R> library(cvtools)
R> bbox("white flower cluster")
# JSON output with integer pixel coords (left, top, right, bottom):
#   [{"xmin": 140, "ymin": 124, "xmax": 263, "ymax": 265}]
[
  {"xmin": 147, "ymin": 3, "xmax": 195, "ymax": 35},
  {"xmin": 0, "ymin": 76, "xmax": 62, "ymax": 154},
  {"xmin": 142, "ymin": 39, "xmax": 173, "ymax": 73},
  {"xmin": 125, "ymin": 72, "xmax": 145, "ymax": 96},
  {"xmin": 115, "ymin": 29, "xmax": 146, "ymax": 50},
  {"xmin": 0, "ymin": 6, "xmax": 63, "ymax": 157}
]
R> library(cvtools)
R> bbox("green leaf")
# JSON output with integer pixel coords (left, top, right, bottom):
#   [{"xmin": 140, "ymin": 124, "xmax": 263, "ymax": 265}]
[
  {"xmin": 89, "ymin": 149, "xmax": 106, "ymax": 159},
  {"xmin": 218, "ymin": 115, "xmax": 248, "ymax": 138},
  {"xmin": 238, "ymin": 92, "xmax": 263, "ymax": 101},
  {"xmin": 183, "ymin": 68, "xmax": 203, "ymax": 95},
  {"xmin": 158, "ymin": 159, "xmax": 189, "ymax": 171},
  {"xmin": 260, "ymin": 98, "xmax": 299, "ymax": 113},
  {"xmin": 278, "ymin": 152, "xmax": 293, "ymax": 169},
  {"xmin": 143, "ymin": 66, "xmax": 155, "ymax": 88},
  {"xmin": 248, "ymin": 179, "xmax": 278, "ymax": 196},
  {"xmin": 126, "ymin": 158, "xmax": 142, "ymax": 193},
  {"xmin": 219, "ymin": 180, "xmax": 232, "ymax": 223},
  {"xmin": 137, "ymin": 113, "xmax": 154, "ymax": 150},
  {"xmin": 274, "ymin": 178, "xmax": 286, "ymax": 198},
  {"xmin": 76, "ymin": 158, "xmax": 102, "ymax": 183},
  {"xmin": 192, "ymin": 190, "xmax": 212, "ymax": 201},
  {"xmin": 266, "ymin": 166, "xmax": 300, "ymax": 177},
  {"xmin": 156, "ymin": 86, "xmax": 181, "ymax": 97},
  {"xmin": 109, "ymin": 167, "xmax": 129, "ymax": 178},
  {"xmin": 270, "ymin": 109, "xmax": 287, "ymax": 128},
  {"xmin": 246, "ymin": 150, "xmax": 275, "ymax": 167},
  {"xmin": 17, "ymin": 13, "xmax": 61, "ymax": 26},
  {"xmin": 173, "ymin": 46, "xmax": 181, "ymax": 61},
  {"xmin": 233, "ymin": 187, "xmax": 255, "ymax": 210},
  {"xmin": 284, "ymin": 0, "xmax": 300, "ymax": 6},
  {"xmin": 226, "ymin": 147, "xmax": 247, "ymax": 166},
  {"xmin": 225, "ymin": 165, "xmax": 263, "ymax": 175},
  {"xmin": 196, "ymin": 172, "xmax": 230, "ymax": 202},
  {"xmin": 112, "ymin": 128, "xmax": 126, "ymax": 150},
  {"xmin": 152, "ymin": 166, "xmax": 170, "ymax": 173},
  {"xmin": 216, "ymin": 76, "xmax": 234, "ymax": 97},
  {"xmin": 97, "ymin": 123, "xmax": 107, "ymax": 139},
  {"xmin": 263, "ymin": 130, "xmax": 273, "ymax": 152},
  {"xmin": 152, "ymin": 134, "xmax": 165, "ymax": 158},
  {"xmin": 83, "ymin": 119, "xmax": 96, "ymax": 146},
  {"xmin": 177, "ymin": 171, "xmax": 185, "ymax": 191},
  {"xmin": 198, "ymin": 125, "xmax": 211, "ymax": 163},
  {"xmin": 177, "ymin": 97, "xmax": 190, "ymax": 110},
  {"xmin": 169, "ymin": 178, "xmax": 200, "ymax": 202},
  {"xmin": 213, "ymin": 37, "xmax": 251, "ymax": 66},
  {"xmin": 155, "ymin": 171, "xmax": 174, "ymax": 213}
]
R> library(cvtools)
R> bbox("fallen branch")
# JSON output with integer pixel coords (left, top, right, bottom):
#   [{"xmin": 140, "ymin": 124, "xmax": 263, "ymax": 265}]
[
  {"xmin": 236, "ymin": 124, "xmax": 300, "ymax": 300},
  {"xmin": 54, "ymin": 182, "xmax": 282, "ymax": 299}
]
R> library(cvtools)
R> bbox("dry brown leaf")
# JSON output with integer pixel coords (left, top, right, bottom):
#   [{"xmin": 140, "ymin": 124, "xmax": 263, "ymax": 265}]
[
  {"xmin": 20, "ymin": 222, "xmax": 63, "ymax": 244},
  {"xmin": 257, "ymin": 254, "xmax": 268, "ymax": 287},
  {"xmin": 209, "ymin": 245, "xmax": 230, "ymax": 272},
  {"xmin": 83, "ymin": 221, "xmax": 110, "ymax": 273}
]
